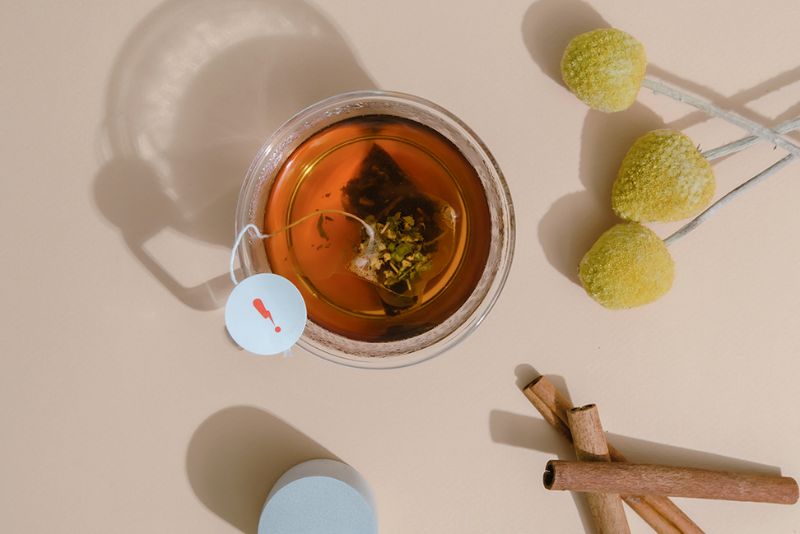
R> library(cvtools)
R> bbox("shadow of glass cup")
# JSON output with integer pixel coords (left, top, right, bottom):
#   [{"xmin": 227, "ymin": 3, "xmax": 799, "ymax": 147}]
[{"xmin": 93, "ymin": 0, "xmax": 375, "ymax": 310}]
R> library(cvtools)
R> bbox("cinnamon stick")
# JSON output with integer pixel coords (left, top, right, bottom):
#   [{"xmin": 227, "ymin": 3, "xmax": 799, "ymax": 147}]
[
  {"xmin": 567, "ymin": 405, "xmax": 630, "ymax": 534},
  {"xmin": 522, "ymin": 376, "xmax": 573, "ymax": 440},
  {"xmin": 622, "ymin": 495, "xmax": 682, "ymax": 534},
  {"xmin": 523, "ymin": 377, "xmax": 702, "ymax": 534},
  {"xmin": 639, "ymin": 496, "xmax": 696, "ymax": 534},
  {"xmin": 544, "ymin": 461, "xmax": 799, "ymax": 504}
]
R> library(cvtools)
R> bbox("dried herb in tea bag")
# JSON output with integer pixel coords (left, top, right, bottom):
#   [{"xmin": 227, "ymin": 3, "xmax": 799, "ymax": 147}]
[{"xmin": 343, "ymin": 144, "xmax": 456, "ymax": 314}]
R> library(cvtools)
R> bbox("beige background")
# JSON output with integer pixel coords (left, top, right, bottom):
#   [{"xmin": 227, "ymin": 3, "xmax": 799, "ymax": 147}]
[{"xmin": 2, "ymin": 0, "xmax": 799, "ymax": 532}]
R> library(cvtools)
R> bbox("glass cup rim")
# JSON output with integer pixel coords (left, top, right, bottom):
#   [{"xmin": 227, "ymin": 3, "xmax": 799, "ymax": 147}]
[{"xmin": 235, "ymin": 90, "xmax": 515, "ymax": 369}]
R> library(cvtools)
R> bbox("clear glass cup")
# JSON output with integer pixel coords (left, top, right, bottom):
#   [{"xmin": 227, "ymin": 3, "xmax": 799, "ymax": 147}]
[{"xmin": 235, "ymin": 90, "xmax": 514, "ymax": 368}]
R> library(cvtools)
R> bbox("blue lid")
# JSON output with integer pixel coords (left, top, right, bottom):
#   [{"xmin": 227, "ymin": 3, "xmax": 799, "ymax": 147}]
[{"xmin": 258, "ymin": 461, "xmax": 377, "ymax": 534}]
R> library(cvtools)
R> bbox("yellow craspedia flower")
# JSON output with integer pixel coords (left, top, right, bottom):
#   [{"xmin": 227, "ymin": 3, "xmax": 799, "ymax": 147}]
[
  {"xmin": 561, "ymin": 28, "xmax": 647, "ymax": 112},
  {"xmin": 579, "ymin": 223, "xmax": 674, "ymax": 309},
  {"xmin": 612, "ymin": 130, "xmax": 715, "ymax": 222}
]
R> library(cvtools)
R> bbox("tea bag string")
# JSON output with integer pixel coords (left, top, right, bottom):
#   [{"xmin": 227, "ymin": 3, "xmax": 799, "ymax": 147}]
[{"xmin": 229, "ymin": 210, "xmax": 377, "ymax": 285}]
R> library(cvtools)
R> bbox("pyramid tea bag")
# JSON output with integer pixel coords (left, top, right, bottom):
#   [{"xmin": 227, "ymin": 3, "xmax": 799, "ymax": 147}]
[{"xmin": 343, "ymin": 144, "xmax": 457, "ymax": 314}]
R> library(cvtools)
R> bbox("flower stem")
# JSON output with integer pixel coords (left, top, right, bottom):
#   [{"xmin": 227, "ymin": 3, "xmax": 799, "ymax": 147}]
[
  {"xmin": 642, "ymin": 77, "xmax": 800, "ymax": 158},
  {"xmin": 702, "ymin": 117, "xmax": 800, "ymax": 161},
  {"xmin": 664, "ymin": 154, "xmax": 796, "ymax": 246}
]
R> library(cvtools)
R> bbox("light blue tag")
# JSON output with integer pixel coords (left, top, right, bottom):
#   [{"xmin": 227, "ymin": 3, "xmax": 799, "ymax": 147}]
[{"xmin": 225, "ymin": 273, "xmax": 307, "ymax": 355}]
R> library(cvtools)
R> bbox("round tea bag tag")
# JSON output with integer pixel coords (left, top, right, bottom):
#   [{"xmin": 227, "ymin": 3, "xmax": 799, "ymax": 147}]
[{"xmin": 225, "ymin": 273, "xmax": 307, "ymax": 355}]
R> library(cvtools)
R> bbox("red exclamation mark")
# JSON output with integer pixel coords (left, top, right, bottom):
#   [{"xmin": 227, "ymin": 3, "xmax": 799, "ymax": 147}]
[{"xmin": 252, "ymin": 298, "xmax": 281, "ymax": 333}]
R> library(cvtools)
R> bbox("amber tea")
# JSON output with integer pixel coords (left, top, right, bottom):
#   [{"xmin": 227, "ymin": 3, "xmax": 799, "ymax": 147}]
[{"xmin": 262, "ymin": 115, "xmax": 491, "ymax": 342}]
